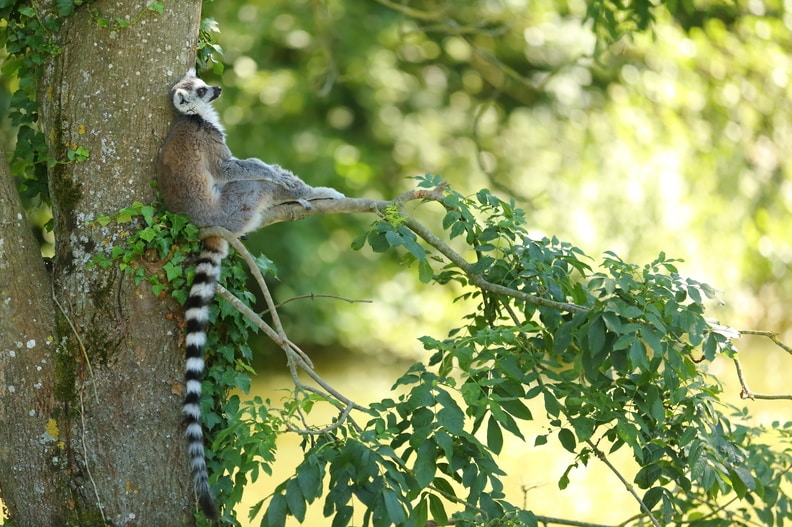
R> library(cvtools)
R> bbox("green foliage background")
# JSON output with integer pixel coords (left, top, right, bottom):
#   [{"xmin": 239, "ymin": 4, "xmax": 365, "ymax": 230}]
[{"xmin": 191, "ymin": 0, "xmax": 792, "ymax": 353}]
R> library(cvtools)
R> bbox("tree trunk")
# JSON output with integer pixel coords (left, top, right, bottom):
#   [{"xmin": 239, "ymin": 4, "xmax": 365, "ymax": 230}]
[{"xmin": 1, "ymin": 2, "xmax": 205, "ymax": 525}]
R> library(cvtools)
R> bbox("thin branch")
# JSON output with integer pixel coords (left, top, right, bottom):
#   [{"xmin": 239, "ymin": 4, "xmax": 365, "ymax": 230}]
[
  {"xmin": 214, "ymin": 284, "xmax": 366, "ymax": 414},
  {"xmin": 265, "ymin": 293, "xmax": 372, "ymax": 315},
  {"xmin": 589, "ymin": 444, "xmax": 661, "ymax": 527},
  {"xmin": 284, "ymin": 404, "xmax": 356, "ymax": 435},
  {"xmin": 738, "ymin": 329, "xmax": 792, "ymax": 355},
  {"xmin": 202, "ymin": 225, "xmax": 371, "ymax": 419},
  {"xmin": 399, "ymin": 213, "xmax": 587, "ymax": 314},
  {"xmin": 254, "ymin": 189, "xmax": 449, "ymax": 228},
  {"xmin": 730, "ymin": 329, "xmax": 792, "ymax": 400},
  {"xmin": 534, "ymin": 516, "xmax": 616, "ymax": 527},
  {"xmin": 732, "ymin": 356, "xmax": 792, "ymax": 400}
]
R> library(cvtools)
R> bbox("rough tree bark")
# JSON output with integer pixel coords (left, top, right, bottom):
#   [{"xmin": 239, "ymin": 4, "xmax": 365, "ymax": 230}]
[{"xmin": 0, "ymin": 2, "xmax": 208, "ymax": 525}]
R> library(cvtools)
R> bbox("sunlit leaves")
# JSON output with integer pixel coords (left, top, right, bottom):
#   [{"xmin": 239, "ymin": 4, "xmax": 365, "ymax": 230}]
[{"xmin": 342, "ymin": 179, "xmax": 790, "ymax": 525}]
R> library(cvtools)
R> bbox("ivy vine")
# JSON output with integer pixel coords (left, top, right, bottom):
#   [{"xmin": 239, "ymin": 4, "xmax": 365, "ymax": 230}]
[
  {"xmin": 90, "ymin": 200, "xmax": 279, "ymax": 525},
  {"xmin": 0, "ymin": 1, "xmax": 223, "ymax": 208}
]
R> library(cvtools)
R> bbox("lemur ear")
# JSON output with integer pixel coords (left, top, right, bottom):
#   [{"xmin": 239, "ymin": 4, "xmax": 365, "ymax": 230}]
[{"xmin": 186, "ymin": 67, "xmax": 197, "ymax": 78}]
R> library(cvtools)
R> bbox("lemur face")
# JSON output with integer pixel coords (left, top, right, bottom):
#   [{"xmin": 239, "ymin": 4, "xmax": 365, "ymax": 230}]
[{"xmin": 172, "ymin": 77, "xmax": 222, "ymax": 116}]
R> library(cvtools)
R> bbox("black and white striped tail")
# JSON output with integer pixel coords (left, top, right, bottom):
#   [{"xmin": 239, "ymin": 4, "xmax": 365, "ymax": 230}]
[{"xmin": 183, "ymin": 236, "xmax": 228, "ymax": 521}]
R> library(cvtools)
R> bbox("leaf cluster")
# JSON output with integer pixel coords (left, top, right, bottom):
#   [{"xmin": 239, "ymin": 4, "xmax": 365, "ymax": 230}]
[
  {"xmin": 256, "ymin": 178, "xmax": 789, "ymax": 526},
  {"xmin": 1, "ymin": 1, "xmax": 68, "ymax": 205},
  {"xmin": 0, "ymin": 2, "xmax": 220, "ymax": 208},
  {"xmin": 88, "ymin": 181, "xmax": 792, "ymax": 527}
]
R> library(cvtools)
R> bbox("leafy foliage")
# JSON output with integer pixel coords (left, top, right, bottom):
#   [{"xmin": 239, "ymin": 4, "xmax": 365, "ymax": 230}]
[
  {"xmin": 241, "ymin": 179, "xmax": 791, "ymax": 527},
  {"xmin": 0, "ymin": 1, "xmax": 218, "ymax": 208},
  {"xmin": 88, "ymin": 182, "xmax": 792, "ymax": 526},
  {"xmin": 1, "ymin": 1, "xmax": 66, "ymax": 205}
]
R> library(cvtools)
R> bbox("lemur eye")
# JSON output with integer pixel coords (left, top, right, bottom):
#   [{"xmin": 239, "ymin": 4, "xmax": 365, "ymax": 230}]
[{"xmin": 196, "ymin": 87, "xmax": 207, "ymax": 97}]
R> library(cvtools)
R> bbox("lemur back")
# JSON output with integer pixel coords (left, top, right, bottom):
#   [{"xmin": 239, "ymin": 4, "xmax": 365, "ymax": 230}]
[{"xmin": 158, "ymin": 69, "xmax": 343, "ymax": 520}]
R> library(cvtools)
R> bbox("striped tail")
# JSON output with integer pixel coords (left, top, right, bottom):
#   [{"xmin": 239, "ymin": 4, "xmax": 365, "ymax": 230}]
[{"xmin": 182, "ymin": 236, "xmax": 228, "ymax": 521}]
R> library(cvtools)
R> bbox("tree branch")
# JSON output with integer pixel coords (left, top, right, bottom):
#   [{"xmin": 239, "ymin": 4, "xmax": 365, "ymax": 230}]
[
  {"xmin": 202, "ymin": 226, "xmax": 369, "ymax": 423},
  {"xmin": 732, "ymin": 329, "xmax": 792, "ymax": 400}
]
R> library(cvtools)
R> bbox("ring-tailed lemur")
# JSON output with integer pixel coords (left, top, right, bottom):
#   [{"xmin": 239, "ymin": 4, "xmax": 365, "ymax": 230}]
[{"xmin": 158, "ymin": 68, "xmax": 343, "ymax": 520}]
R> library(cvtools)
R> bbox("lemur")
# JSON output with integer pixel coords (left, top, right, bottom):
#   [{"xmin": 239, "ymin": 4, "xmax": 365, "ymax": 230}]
[{"xmin": 158, "ymin": 68, "xmax": 344, "ymax": 520}]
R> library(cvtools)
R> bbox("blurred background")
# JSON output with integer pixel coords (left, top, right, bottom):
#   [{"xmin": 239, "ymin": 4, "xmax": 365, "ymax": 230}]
[{"xmin": 3, "ymin": 0, "xmax": 791, "ymax": 524}]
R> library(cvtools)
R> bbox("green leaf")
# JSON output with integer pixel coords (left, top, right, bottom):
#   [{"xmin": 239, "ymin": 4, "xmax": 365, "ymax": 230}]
[
  {"xmin": 628, "ymin": 339, "xmax": 649, "ymax": 370},
  {"xmin": 413, "ymin": 496, "xmax": 429, "ymax": 527},
  {"xmin": 635, "ymin": 464, "xmax": 661, "ymax": 489},
  {"xmin": 487, "ymin": 414, "xmax": 504, "ymax": 454},
  {"xmin": 148, "ymin": 1, "xmax": 164, "ymax": 14},
  {"xmin": 382, "ymin": 489, "xmax": 406, "ymax": 524},
  {"xmin": 500, "ymin": 398, "xmax": 533, "ymax": 421},
  {"xmin": 427, "ymin": 493, "xmax": 447, "ymax": 526},
  {"xmin": 285, "ymin": 478, "xmax": 306, "ymax": 522},
  {"xmin": 543, "ymin": 391, "xmax": 561, "ymax": 418},
  {"xmin": 262, "ymin": 493, "xmax": 287, "ymax": 527},
  {"xmin": 435, "ymin": 390, "xmax": 464, "ymax": 434},
  {"xmin": 330, "ymin": 505, "xmax": 353, "ymax": 527},
  {"xmin": 642, "ymin": 486, "xmax": 666, "ymax": 511},
  {"xmin": 385, "ymin": 229, "xmax": 403, "ymax": 247},
  {"xmin": 730, "ymin": 467, "xmax": 755, "ymax": 498},
  {"xmin": 351, "ymin": 232, "xmax": 367, "ymax": 250},
  {"xmin": 414, "ymin": 439, "xmax": 437, "ymax": 488},
  {"xmin": 587, "ymin": 315, "xmax": 606, "ymax": 356},
  {"xmin": 95, "ymin": 215, "xmax": 112, "ymax": 227},
  {"xmin": 297, "ymin": 460, "xmax": 322, "ymax": 502},
  {"xmin": 418, "ymin": 259, "xmax": 434, "ymax": 283},
  {"xmin": 558, "ymin": 428, "xmax": 576, "ymax": 453}
]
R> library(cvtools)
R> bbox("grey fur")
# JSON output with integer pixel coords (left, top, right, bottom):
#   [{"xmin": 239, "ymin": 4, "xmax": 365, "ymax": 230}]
[
  {"xmin": 158, "ymin": 70, "xmax": 343, "ymax": 520},
  {"xmin": 158, "ymin": 70, "xmax": 344, "ymax": 235}
]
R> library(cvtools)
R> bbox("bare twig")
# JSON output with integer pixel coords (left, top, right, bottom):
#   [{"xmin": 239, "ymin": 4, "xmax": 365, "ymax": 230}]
[
  {"xmin": 201, "ymin": 225, "xmax": 371, "ymax": 424},
  {"xmin": 589, "ymin": 444, "xmax": 661, "ymax": 527},
  {"xmin": 738, "ymin": 329, "xmax": 792, "ymax": 355},
  {"xmin": 732, "ymin": 356, "xmax": 792, "ymax": 400},
  {"xmin": 214, "ymin": 284, "xmax": 366, "ymax": 414},
  {"xmin": 266, "ymin": 293, "xmax": 372, "ymax": 315},
  {"xmin": 534, "ymin": 516, "xmax": 616, "ymax": 527},
  {"xmin": 730, "ymin": 329, "xmax": 792, "ymax": 400}
]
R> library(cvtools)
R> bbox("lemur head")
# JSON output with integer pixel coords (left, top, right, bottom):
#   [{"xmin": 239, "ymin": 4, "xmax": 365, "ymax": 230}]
[{"xmin": 170, "ymin": 68, "xmax": 224, "ymax": 133}]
